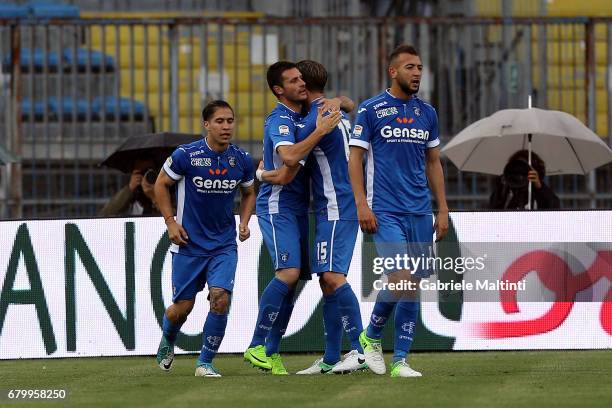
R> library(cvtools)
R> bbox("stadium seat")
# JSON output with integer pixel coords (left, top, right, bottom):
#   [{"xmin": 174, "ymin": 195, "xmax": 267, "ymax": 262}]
[
  {"xmin": 48, "ymin": 97, "xmax": 89, "ymax": 120},
  {"xmin": 27, "ymin": 1, "xmax": 79, "ymax": 19},
  {"xmin": 62, "ymin": 48, "xmax": 115, "ymax": 72},
  {"xmin": 0, "ymin": 3, "xmax": 29, "ymax": 18},
  {"xmin": 2, "ymin": 48, "xmax": 60, "ymax": 73},
  {"xmin": 92, "ymin": 96, "xmax": 146, "ymax": 120},
  {"xmin": 20, "ymin": 98, "xmax": 47, "ymax": 120}
]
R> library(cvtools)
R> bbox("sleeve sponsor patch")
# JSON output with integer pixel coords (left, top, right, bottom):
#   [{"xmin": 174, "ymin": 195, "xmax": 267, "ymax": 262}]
[
  {"xmin": 352, "ymin": 125, "xmax": 363, "ymax": 137},
  {"xmin": 278, "ymin": 124, "xmax": 290, "ymax": 135},
  {"xmin": 165, "ymin": 156, "xmax": 173, "ymax": 166}
]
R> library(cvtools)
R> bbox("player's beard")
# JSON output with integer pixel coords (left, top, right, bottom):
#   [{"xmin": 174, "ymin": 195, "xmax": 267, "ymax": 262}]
[{"xmin": 397, "ymin": 77, "xmax": 419, "ymax": 96}]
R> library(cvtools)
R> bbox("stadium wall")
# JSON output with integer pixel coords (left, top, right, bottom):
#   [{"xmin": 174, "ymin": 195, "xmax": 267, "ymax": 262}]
[{"xmin": 0, "ymin": 211, "xmax": 611, "ymax": 359}]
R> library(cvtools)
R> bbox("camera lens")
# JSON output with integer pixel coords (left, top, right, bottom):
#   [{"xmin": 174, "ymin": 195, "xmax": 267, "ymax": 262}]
[{"xmin": 144, "ymin": 169, "xmax": 158, "ymax": 184}]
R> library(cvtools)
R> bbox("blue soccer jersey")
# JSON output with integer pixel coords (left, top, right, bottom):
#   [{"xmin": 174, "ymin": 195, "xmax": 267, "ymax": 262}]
[
  {"xmin": 256, "ymin": 102, "xmax": 309, "ymax": 215},
  {"xmin": 348, "ymin": 90, "xmax": 440, "ymax": 215},
  {"xmin": 163, "ymin": 138, "xmax": 254, "ymax": 256},
  {"xmin": 297, "ymin": 99, "xmax": 357, "ymax": 221}
]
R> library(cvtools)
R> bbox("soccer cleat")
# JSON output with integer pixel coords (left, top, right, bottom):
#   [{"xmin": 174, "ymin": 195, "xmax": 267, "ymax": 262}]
[
  {"xmin": 390, "ymin": 359, "xmax": 422, "ymax": 378},
  {"xmin": 243, "ymin": 345, "xmax": 272, "ymax": 370},
  {"xmin": 156, "ymin": 336, "xmax": 175, "ymax": 371},
  {"xmin": 359, "ymin": 330, "xmax": 386, "ymax": 375},
  {"xmin": 195, "ymin": 362, "xmax": 222, "ymax": 377},
  {"xmin": 331, "ymin": 350, "xmax": 368, "ymax": 374},
  {"xmin": 296, "ymin": 357, "xmax": 335, "ymax": 375},
  {"xmin": 268, "ymin": 353, "xmax": 289, "ymax": 375}
]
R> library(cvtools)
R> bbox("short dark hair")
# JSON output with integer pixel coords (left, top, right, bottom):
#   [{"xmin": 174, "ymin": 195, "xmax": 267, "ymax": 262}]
[
  {"xmin": 388, "ymin": 44, "xmax": 420, "ymax": 65},
  {"xmin": 201, "ymin": 100, "xmax": 234, "ymax": 122},
  {"xmin": 267, "ymin": 61, "xmax": 298, "ymax": 96},
  {"xmin": 296, "ymin": 60, "xmax": 327, "ymax": 93}
]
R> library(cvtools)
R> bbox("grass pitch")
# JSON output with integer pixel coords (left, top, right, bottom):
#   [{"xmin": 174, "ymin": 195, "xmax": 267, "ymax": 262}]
[{"xmin": 0, "ymin": 351, "xmax": 610, "ymax": 408}]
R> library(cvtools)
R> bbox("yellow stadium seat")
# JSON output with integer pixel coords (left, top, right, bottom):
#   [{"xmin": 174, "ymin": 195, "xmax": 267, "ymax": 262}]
[
  {"xmin": 531, "ymin": 41, "xmax": 607, "ymax": 65},
  {"xmin": 532, "ymin": 65, "xmax": 607, "ymax": 89},
  {"xmin": 547, "ymin": 0, "xmax": 612, "ymax": 16}
]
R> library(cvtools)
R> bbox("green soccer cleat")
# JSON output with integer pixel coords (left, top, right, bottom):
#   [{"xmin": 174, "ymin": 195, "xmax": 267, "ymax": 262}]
[
  {"xmin": 156, "ymin": 336, "xmax": 175, "ymax": 371},
  {"xmin": 268, "ymin": 353, "xmax": 289, "ymax": 375},
  {"xmin": 390, "ymin": 359, "xmax": 422, "ymax": 378},
  {"xmin": 195, "ymin": 362, "xmax": 222, "ymax": 377},
  {"xmin": 243, "ymin": 345, "xmax": 272, "ymax": 370},
  {"xmin": 359, "ymin": 330, "xmax": 386, "ymax": 375}
]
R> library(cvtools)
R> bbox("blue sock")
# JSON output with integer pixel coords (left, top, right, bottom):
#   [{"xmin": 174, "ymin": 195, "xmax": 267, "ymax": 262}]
[
  {"xmin": 335, "ymin": 283, "xmax": 364, "ymax": 353},
  {"xmin": 366, "ymin": 290, "xmax": 396, "ymax": 339},
  {"xmin": 249, "ymin": 278, "xmax": 290, "ymax": 348},
  {"xmin": 393, "ymin": 301, "xmax": 419, "ymax": 363},
  {"xmin": 265, "ymin": 290, "xmax": 295, "ymax": 356},
  {"xmin": 322, "ymin": 292, "xmax": 342, "ymax": 365},
  {"xmin": 198, "ymin": 311, "xmax": 228, "ymax": 364},
  {"xmin": 162, "ymin": 314, "xmax": 181, "ymax": 344}
]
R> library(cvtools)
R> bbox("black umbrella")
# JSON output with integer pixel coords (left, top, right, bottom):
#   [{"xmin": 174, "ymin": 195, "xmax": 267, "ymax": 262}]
[{"xmin": 100, "ymin": 132, "xmax": 203, "ymax": 173}]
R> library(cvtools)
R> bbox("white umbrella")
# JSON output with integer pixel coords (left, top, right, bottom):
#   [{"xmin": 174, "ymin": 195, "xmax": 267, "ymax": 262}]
[{"xmin": 442, "ymin": 107, "xmax": 612, "ymax": 176}]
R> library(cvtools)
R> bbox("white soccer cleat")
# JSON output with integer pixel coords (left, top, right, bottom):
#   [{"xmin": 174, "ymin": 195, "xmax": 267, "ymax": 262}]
[
  {"xmin": 359, "ymin": 331, "xmax": 386, "ymax": 375},
  {"xmin": 195, "ymin": 362, "xmax": 222, "ymax": 377},
  {"xmin": 296, "ymin": 357, "xmax": 335, "ymax": 375},
  {"xmin": 390, "ymin": 359, "xmax": 422, "ymax": 378},
  {"xmin": 331, "ymin": 350, "xmax": 368, "ymax": 374}
]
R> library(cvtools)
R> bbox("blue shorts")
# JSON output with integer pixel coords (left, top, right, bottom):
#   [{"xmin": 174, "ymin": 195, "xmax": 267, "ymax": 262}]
[
  {"xmin": 171, "ymin": 250, "xmax": 237, "ymax": 302},
  {"xmin": 258, "ymin": 213, "xmax": 311, "ymax": 278},
  {"xmin": 373, "ymin": 213, "xmax": 434, "ymax": 278},
  {"xmin": 312, "ymin": 219, "xmax": 358, "ymax": 275}
]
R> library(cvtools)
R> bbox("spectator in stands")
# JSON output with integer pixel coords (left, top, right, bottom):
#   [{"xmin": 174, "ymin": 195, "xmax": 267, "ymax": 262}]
[
  {"xmin": 100, "ymin": 158, "xmax": 160, "ymax": 216},
  {"xmin": 489, "ymin": 150, "xmax": 560, "ymax": 210}
]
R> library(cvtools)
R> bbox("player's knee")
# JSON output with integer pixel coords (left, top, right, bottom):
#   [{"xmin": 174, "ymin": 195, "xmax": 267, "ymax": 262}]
[
  {"xmin": 320, "ymin": 272, "xmax": 346, "ymax": 292},
  {"xmin": 275, "ymin": 268, "xmax": 300, "ymax": 288},
  {"xmin": 209, "ymin": 288, "xmax": 231, "ymax": 314},
  {"xmin": 168, "ymin": 299, "xmax": 195, "ymax": 322}
]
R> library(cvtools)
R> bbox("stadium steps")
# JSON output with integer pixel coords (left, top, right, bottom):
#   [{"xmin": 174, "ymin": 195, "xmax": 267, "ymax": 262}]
[{"xmin": 88, "ymin": 14, "xmax": 274, "ymax": 138}]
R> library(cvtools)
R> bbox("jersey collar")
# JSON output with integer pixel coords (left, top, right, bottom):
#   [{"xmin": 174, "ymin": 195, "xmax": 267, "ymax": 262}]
[
  {"xmin": 203, "ymin": 137, "xmax": 229, "ymax": 156},
  {"xmin": 385, "ymin": 89, "xmax": 417, "ymax": 103},
  {"xmin": 277, "ymin": 102, "xmax": 302, "ymax": 119}
]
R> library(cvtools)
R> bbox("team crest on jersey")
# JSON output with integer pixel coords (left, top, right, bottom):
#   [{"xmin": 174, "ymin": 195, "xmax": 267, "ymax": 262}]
[
  {"xmin": 228, "ymin": 156, "xmax": 236, "ymax": 167},
  {"xmin": 352, "ymin": 125, "xmax": 363, "ymax": 137},
  {"xmin": 413, "ymin": 106, "xmax": 421, "ymax": 116},
  {"xmin": 280, "ymin": 252, "xmax": 290, "ymax": 263},
  {"xmin": 279, "ymin": 125, "xmax": 290, "ymax": 135}
]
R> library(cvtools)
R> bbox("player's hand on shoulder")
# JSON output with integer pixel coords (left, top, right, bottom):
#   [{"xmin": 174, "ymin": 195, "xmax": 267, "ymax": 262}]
[
  {"xmin": 357, "ymin": 203, "xmax": 378, "ymax": 234},
  {"xmin": 316, "ymin": 106, "xmax": 342, "ymax": 135},
  {"xmin": 318, "ymin": 97, "xmax": 341, "ymax": 113},
  {"xmin": 239, "ymin": 223, "xmax": 250, "ymax": 241},
  {"xmin": 167, "ymin": 220, "xmax": 189, "ymax": 246},
  {"xmin": 434, "ymin": 210, "xmax": 449, "ymax": 242}
]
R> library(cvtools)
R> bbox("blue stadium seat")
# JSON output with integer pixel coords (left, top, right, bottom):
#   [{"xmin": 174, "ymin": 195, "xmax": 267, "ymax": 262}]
[
  {"xmin": 92, "ymin": 96, "xmax": 146, "ymax": 120},
  {"xmin": 62, "ymin": 48, "xmax": 115, "ymax": 72},
  {"xmin": 2, "ymin": 48, "xmax": 60, "ymax": 73},
  {"xmin": 27, "ymin": 1, "xmax": 80, "ymax": 19},
  {"xmin": 21, "ymin": 98, "xmax": 47, "ymax": 120},
  {"xmin": 0, "ymin": 4, "xmax": 29, "ymax": 18},
  {"xmin": 48, "ymin": 97, "xmax": 89, "ymax": 120}
]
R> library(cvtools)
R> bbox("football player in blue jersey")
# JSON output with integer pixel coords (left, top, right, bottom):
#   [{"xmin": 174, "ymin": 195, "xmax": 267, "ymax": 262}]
[
  {"xmin": 153, "ymin": 100, "xmax": 256, "ymax": 377},
  {"xmin": 259, "ymin": 60, "xmax": 367, "ymax": 375},
  {"xmin": 348, "ymin": 45, "xmax": 449, "ymax": 378},
  {"xmin": 243, "ymin": 61, "xmax": 345, "ymax": 375}
]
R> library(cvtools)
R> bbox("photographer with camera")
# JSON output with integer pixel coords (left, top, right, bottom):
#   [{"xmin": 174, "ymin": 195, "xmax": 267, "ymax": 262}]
[
  {"xmin": 100, "ymin": 158, "xmax": 161, "ymax": 216},
  {"xmin": 489, "ymin": 150, "xmax": 560, "ymax": 210}
]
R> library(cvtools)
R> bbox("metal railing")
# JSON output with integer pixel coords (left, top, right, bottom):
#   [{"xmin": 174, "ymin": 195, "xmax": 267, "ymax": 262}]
[{"xmin": 1, "ymin": 16, "xmax": 611, "ymax": 218}]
